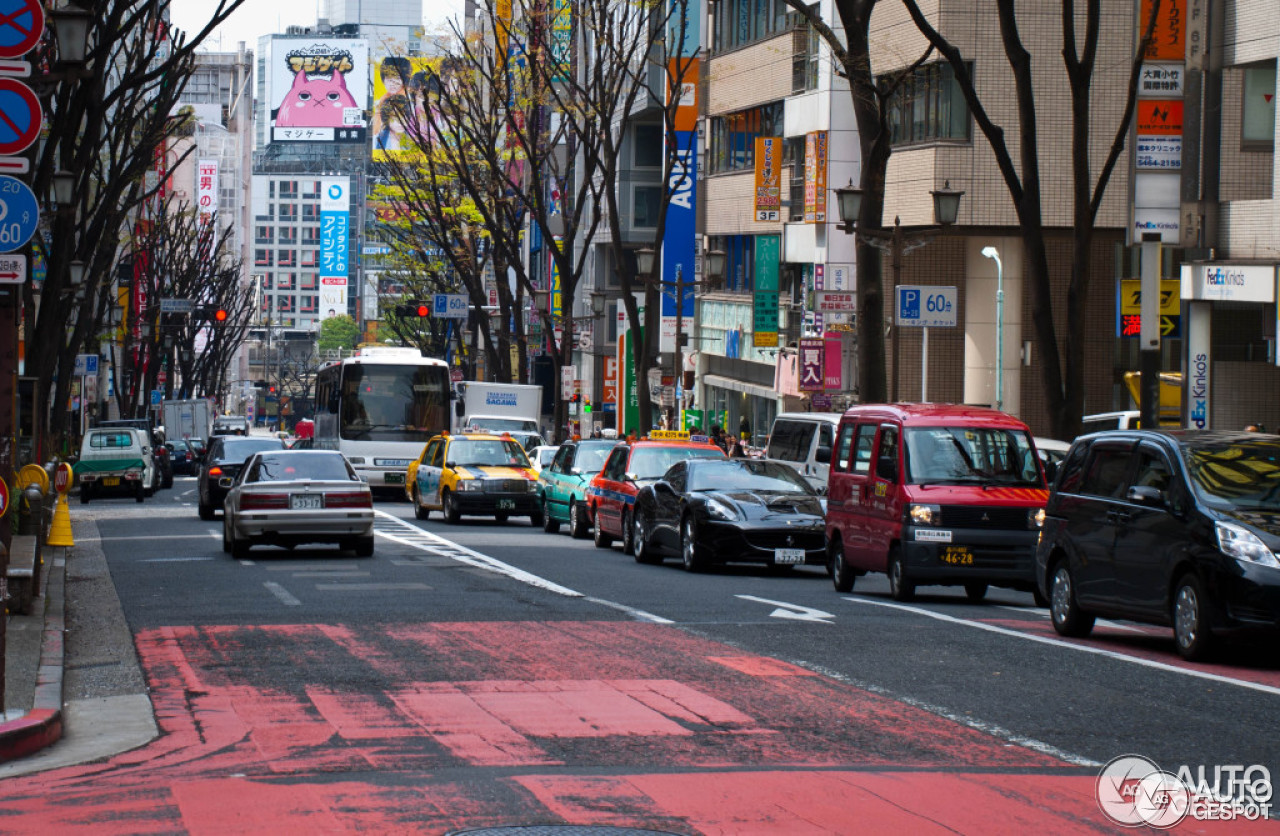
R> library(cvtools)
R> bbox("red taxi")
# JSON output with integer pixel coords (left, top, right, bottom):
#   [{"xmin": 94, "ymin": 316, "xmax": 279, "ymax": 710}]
[{"xmin": 588, "ymin": 431, "xmax": 728, "ymax": 553}]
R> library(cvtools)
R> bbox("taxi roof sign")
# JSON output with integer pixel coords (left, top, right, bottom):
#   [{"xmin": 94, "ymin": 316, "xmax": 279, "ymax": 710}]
[{"xmin": 648, "ymin": 430, "xmax": 689, "ymax": 440}]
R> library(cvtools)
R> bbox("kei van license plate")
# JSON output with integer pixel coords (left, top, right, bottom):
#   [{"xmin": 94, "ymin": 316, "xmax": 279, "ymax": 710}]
[
  {"xmin": 384, "ymin": 473, "xmax": 405, "ymax": 485},
  {"xmin": 290, "ymin": 494, "xmax": 323, "ymax": 510},
  {"xmin": 496, "ymin": 499, "xmax": 516, "ymax": 510},
  {"xmin": 774, "ymin": 548, "xmax": 806, "ymax": 565},
  {"xmin": 939, "ymin": 546, "xmax": 974, "ymax": 565},
  {"xmin": 103, "ymin": 477, "xmax": 120, "ymax": 487}
]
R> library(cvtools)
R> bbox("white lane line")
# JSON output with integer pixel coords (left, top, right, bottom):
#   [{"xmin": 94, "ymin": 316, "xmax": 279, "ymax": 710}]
[
  {"xmin": 139, "ymin": 557, "xmax": 216, "ymax": 563},
  {"xmin": 264, "ymin": 563, "xmax": 360, "ymax": 572},
  {"xmin": 313, "ymin": 583, "xmax": 431, "ymax": 591},
  {"xmin": 846, "ymin": 596, "xmax": 1280, "ymax": 698},
  {"xmin": 291, "ymin": 572, "xmax": 371, "ymax": 578},
  {"xmin": 996, "ymin": 603, "xmax": 1147, "ymax": 633},
  {"xmin": 373, "ymin": 511, "xmax": 675, "ymax": 623},
  {"xmin": 264, "ymin": 581, "xmax": 301, "ymax": 606}
]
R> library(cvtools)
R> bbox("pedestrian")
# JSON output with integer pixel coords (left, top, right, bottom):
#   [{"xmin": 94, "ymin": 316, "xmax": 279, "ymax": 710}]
[
  {"xmin": 729, "ymin": 437, "xmax": 746, "ymax": 458},
  {"xmin": 591, "ymin": 428, "xmax": 602, "ymax": 438},
  {"xmin": 739, "ymin": 414, "xmax": 751, "ymax": 442},
  {"xmin": 710, "ymin": 424, "xmax": 729, "ymax": 453}
]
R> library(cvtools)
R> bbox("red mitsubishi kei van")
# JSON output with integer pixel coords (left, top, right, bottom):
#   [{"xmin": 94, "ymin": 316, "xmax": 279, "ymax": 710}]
[{"xmin": 825, "ymin": 404, "xmax": 1049, "ymax": 603}]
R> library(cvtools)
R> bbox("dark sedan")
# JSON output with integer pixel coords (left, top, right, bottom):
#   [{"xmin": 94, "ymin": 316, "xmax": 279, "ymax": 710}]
[
  {"xmin": 1036, "ymin": 430, "xmax": 1280, "ymax": 660},
  {"xmin": 198, "ymin": 436, "xmax": 287, "ymax": 520},
  {"xmin": 632, "ymin": 458, "xmax": 826, "ymax": 572},
  {"xmin": 167, "ymin": 440, "xmax": 198, "ymax": 475}
]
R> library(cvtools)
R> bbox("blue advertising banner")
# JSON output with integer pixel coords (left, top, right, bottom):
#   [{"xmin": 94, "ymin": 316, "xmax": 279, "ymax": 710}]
[{"xmin": 319, "ymin": 176, "xmax": 349, "ymax": 319}]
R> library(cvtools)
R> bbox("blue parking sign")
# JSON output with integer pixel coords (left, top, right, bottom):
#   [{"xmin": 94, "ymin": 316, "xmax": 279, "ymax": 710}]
[{"xmin": 897, "ymin": 287, "xmax": 921, "ymax": 322}]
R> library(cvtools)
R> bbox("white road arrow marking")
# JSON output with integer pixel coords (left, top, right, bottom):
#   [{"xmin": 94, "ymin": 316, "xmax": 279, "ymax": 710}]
[{"xmin": 736, "ymin": 594, "xmax": 835, "ymax": 623}]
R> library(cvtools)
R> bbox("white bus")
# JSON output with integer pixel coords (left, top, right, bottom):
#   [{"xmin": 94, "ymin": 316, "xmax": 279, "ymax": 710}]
[{"xmin": 314, "ymin": 346, "xmax": 452, "ymax": 491}]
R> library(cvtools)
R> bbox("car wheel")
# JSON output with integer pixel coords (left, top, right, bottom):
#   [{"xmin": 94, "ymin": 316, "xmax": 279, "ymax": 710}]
[
  {"xmin": 1049, "ymin": 561, "xmax": 1095, "ymax": 638},
  {"xmin": 231, "ymin": 531, "xmax": 251, "ymax": 560},
  {"xmin": 222, "ymin": 516, "xmax": 232, "ymax": 554},
  {"xmin": 494, "ymin": 512, "xmax": 509, "ymax": 524},
  {"xmin": 1032, "ymin": 587, "xmax": 1050, "ymax": 609},
  {"xmin": 136, "ymin": 482, "xmax": 146, "ymax": 503},
  {"xmin": 592, "ymin": 506, "xmax": 614, "ymax": 548},
  {"xmin": 198, "ymin": 486, "xmax": 215, "ymax": 520},
  {"xmin": 413, "ymin": 487, "xmax": 430, "ymax": 521},
  {"xmin": 621, "ymin": 509, "xmax": 635, "ymax": 556},
  {"xmin": 163, "ymin": 476, "xmax": 173, "ymax": 489},
  {"xmin": 1173, "ymin": 574, "xmax": 1214, "ymax": 661},
  {"xmin": 634, "ymin": 513, "xmax": 661, "ymax": 564},
  {"xmin": 887, "ymin": 548, "xmax": 915, "ymax": 602},
  {"xmin": 964, "ymin": 582, "xmax": 989, "ymax": 603},
  {"xmin": 443, "ymin": 490, "xmax": 461, "ymax": 524},
  {"xmin": 541, "ymin": 499, "xmax": 559, "ymax": 533},
  {"xmin": 79, "ymin": 483, "xmax": 91, "ymax": 505},
  {"xmin": 831, "ymin": 540, "xmax": 855, "ymax": 593},
  {"xmin": 569, "ymin": 499, "xmax": 589, "ymax": 539},
  {"xmin": 681, "ymin": 515, "xmax": 707, "ymax": 572},
  {"xmin": 355, "ymin": 535, "xmax": 375, "ymax": 558}
]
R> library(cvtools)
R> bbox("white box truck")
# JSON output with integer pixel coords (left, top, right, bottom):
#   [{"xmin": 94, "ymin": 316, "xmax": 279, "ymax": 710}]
[
  {"xmin": 162, "ymin": 398, "xmax": 213, "ymax": 443},
  {"xmin": 455, "ymin": 382, "xmax": 543, "ymax": 435}
]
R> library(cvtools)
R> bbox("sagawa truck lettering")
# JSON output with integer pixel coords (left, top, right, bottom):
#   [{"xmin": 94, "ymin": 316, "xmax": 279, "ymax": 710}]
[{"xmin": 485, "ymin": 392, "xmax": 520, "ymax": 407}]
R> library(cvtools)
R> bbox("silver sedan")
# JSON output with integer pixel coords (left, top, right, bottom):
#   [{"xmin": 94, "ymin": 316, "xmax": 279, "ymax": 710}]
[{"xmin": 222, "ymin": 450, "xmax": 375, "ymax": 558}]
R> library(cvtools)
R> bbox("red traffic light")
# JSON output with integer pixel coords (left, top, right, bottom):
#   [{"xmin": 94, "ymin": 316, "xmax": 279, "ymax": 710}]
[
  {"xmin": 415, "ymin": 304, "xmax": 429, "ymax": 317},
  {"xmin": 214, "ymin": 308, "xmax": 228, "ymax": 322}
]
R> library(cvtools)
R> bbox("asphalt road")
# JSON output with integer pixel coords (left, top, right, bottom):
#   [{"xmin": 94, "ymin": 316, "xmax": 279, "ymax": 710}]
[{"xmin": 6, "ymin": 477, "xmax": 1278, "ymax": 832}]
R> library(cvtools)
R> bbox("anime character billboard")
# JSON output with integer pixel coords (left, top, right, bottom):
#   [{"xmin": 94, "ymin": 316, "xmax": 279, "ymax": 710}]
[
  {"xmin": 269, "ymin": 39, "xmax": 369, "ymax": 143},
  {"xmin": 371, "ymin": 55, "xmax": 438, "ymax": 159}
]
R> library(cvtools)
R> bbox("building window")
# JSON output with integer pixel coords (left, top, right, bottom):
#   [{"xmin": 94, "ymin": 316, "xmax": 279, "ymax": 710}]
[
  {"xmin": 268, "ymin": 181, "xmax": 275, "ymax": 198},
  {"xmin": 302, "ymin": 226, "xmax": 320, "ymax": 245},
  {"xmin": 278, "ymin": 250, "xmax": 296, "ymax": 267},
  {"xmin": 883, "ymin": 62, "xmax": 971, "ymax": 147},
  {"xmin": 792, "ymin": 20, "xmax": 819, "ymax": 94},
  {"xmin": 709, "ymin": 102, "xmax": 784, "ymax": 174},
  {"xmin": 302, "ymin": 203, "xmax": 319, "ymax": 220},
  {"xmin": 633, "ymin": 185, "xmax": 660, "ymax": 228},
  {"xmin": 279, "ymin": 180, "xmax": 298, "ymax": 199},
  {"xmin": 784, "ymin": 137, "xmax": 806, "ymax": 222},
  {"xmin": 261, "ymin": 273, "xmax": 274, "ymax": 289},
  {"xmin": 278, "ymin": 226, "xmax": 297, "ymax": 244},
  {"xmin": 301, "ymin": 249, "xmax": 318, "ymax": 267},
  {"xmin": 276, "ymin": 294, "xmax": 295, "ymax": 312},
  {"xmin": 302, "ymin": 181, "xmax": 320, "ymax": 199},
  {"xmin": 278, "ymin": 204, "xmax": 298, "ymax": 222},
  {"xmin": 708, "ymin": 234, "xmax": 756, "ymax": 293},
  {"xmin": 634, "ymin": 124, "xmax": 662, "ymax": 167},
  {"xmin": 254, "ymin": 226, "xmax": 273, "ymax": 244},
  {"xmin": 255, "ymin": 249, "xmax": 273, "ymax": 266},
  {"xmin": 300, "ymin": 295, "xmax": 318, "ymax": 312},
  {"xmin": 714, "ymin": 0, "xmax": 792, "ymax": 53},
  {"xmin": 300, "ymin": 272, "xmax": 317, "ymax": 289},
  {"xmin": 1242, "ymin": 62, "xmax": 1276, "ymax": 147}
]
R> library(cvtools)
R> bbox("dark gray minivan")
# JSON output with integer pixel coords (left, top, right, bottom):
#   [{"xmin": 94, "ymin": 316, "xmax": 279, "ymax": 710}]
[{"xmin": 1035, "ymin": 430, "xmax": 1280, "ymax": 660}]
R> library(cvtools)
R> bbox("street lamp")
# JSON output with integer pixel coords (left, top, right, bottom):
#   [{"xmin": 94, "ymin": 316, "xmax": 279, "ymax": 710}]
[
  {"xmin": 981, "ymin": 246, "xmax": 1004, "ymax": 411},
  {"xmin": 834, "ymin": 179, "xmax": 964, "ymax": 402}
]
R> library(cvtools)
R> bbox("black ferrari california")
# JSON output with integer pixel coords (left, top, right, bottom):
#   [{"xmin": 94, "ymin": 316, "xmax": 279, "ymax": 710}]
[{"xmin": 631, "ymin": 458, "xmax": 826, "ymax": 571}]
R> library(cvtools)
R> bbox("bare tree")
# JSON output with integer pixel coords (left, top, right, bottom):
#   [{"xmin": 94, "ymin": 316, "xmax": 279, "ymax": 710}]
[{"xmin": 899, "ymin": 0, "xmax": 1158, "ymax": 438}]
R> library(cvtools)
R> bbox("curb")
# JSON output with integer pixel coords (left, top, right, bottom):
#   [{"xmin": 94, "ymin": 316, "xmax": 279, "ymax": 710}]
[{"xmin": 0, "ymin": 548, "xmax": 65, "ymax": 762}]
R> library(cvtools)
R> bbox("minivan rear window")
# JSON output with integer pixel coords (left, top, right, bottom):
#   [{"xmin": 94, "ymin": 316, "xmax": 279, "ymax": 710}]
[{"xmin": 768, "ymin": 420, "xmax": 817, "ymax": 462}]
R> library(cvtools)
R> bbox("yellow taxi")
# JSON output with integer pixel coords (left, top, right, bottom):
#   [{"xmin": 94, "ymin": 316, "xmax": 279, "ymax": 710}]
[{"xmin": 410, "ymin": 432, "xmax": 543, "ymax": 525}]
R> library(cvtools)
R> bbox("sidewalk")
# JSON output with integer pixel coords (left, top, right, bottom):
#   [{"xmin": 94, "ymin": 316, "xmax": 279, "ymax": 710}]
[{"xmin": 0, "ymin": 514, "xmax": 157, "ymax": 776}]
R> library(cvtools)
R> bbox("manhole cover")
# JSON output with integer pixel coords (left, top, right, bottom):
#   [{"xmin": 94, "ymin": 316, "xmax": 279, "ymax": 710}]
[{"xmin": 448, "ymin": 827, "xmax": 685, "ymax": 836}]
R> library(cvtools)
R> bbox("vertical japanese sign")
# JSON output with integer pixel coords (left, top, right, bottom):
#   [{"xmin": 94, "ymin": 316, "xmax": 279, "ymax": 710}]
[
  {"xmin": 799, "ymin": 337, "xmax": 824, "ymax": 391},
  {"xmin": 803, "ymin": 130, "xmax": 827, "ymax": 223},
  {"xmin": 752, "ymin": 234, "xmax": 780, "ymax": 347},
  {"xmin": 196, "ymin": 159, "xmax": 218, "ymax": 220},
  {"xmin": 1141, "ymin": 0, "xmax": 1184, "ymax": 61},
  {"xmin": 550, "ymin": 0, "xmax": 572, "ymax": 84},
  {"xmin": 603, "ymin": 355, "xmax": 618, "ymax": 409},
  {"xmin": 660, "ymin": 0, "xmax": 700, "ymax": 353},
  {"xmin": 753, "ymin": 136, "xmax": 781, "ymax": 221},
  {"xmin": 824, "ymin": 331, "xmax": 843, "ymax": 390},
  {"xmin": 813, "ymin": 263, "xmax": 824, "ymax": 333},
  {"xmin": 319, "ymin": 176, "xmax": 349, "ymax": 320}
]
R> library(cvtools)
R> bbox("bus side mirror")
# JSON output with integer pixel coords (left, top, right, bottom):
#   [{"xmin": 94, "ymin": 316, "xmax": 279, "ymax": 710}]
[{"xmin": 455, "ymin": 399, "xmax": 465, "ymax": 417}]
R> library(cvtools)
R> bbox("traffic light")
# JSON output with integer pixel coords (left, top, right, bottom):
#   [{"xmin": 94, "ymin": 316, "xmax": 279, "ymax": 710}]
[
  {"xmin": 396, "ymin": 300, "xmax": 430, "ymax": 318},
  {"xmin": 214, "ymin": 308, "xmax": 228, "ymax": 323}
]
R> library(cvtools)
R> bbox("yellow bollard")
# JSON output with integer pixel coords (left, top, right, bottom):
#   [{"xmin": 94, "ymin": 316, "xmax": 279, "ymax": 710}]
[{"xmin": 47, "ymin": 492, "xmax": 74, "ymax": 547}]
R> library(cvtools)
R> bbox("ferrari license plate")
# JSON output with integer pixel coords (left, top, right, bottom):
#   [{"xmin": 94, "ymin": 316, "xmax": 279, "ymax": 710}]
[
  {"xmin": 384, "ymin": 472, "xmax": 405, "ymax": 485},
  {"xmin": 290, "ymin": 494, "xmax": 323, "ymax": 510},
  {"xmin": 774, "ymin": 548, "xmax": 806, "ymax": 565},
  {"xmin": 496, "ymin": 499, "xmax": 516, "ymax": 510},
  {"xmin": 103, "ymin": 477, "xmax": 120, "ymax": 487},
  {"xmin": 940, "ymin": 546, "xmax": 974, "ymax": 565}
]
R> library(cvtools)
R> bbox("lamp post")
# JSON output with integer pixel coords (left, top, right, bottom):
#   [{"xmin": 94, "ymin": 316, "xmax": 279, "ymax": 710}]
[
  {"xmin": 634, "ymin": 247, "xmax": 726, "ymax": 414},
  {"xmin": 834, "ymin": 180, "xmax": 963, "ymax": 402},
  {"xmin": 981, "ymin": 246, "xmax": 1004, "ymax": 411}
]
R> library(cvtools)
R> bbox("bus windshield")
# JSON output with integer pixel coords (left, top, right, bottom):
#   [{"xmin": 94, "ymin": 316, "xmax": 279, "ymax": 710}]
[{"xmin": 340, "ymin": 363, "xmax": 449, "ymax": 443}]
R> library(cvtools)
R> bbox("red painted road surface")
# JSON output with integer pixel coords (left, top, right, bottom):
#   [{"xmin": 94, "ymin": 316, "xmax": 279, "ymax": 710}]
[{"xmin": 2, "ymin": 621, "xmax": 1273, "ymax": 834}]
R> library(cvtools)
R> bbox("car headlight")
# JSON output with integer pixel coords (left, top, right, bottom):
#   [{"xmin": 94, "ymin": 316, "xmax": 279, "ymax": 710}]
[
  {"xmin": 1215, "ymin": 521, "xmax": 1280, "ymax": 568},
  {"xmin": 1030, "ymin": 508, "xmax": 1046, "ymax": 529},
  {"xmin": 704, "ymin": 497, "xmax": 738, "ymax": 521},
  {"xmin": 909, "ymin": 504, "xmax": 941, "ymax": 526},
  {"xmin": 456, "ymin": 479, "xmax": 482, "ymax": 492}
]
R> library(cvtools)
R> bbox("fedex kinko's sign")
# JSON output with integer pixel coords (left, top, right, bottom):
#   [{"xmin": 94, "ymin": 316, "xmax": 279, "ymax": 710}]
[{"xmin": 1182, "ymin": 263, "xmax": 1276, "ymax": 304}]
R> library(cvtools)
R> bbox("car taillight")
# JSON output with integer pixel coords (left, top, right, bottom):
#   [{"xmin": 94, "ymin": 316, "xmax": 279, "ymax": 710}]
[
  {"xmin": 208, "ymin": 467, "xmax": 223, "ymax": 476},
  {"xmin": 326, "ymin": 491, "xmax": 372, "ymax": 508},
  {"xmin": 240, "ymin": 493, "xmax": 289, "ymax": 510}
]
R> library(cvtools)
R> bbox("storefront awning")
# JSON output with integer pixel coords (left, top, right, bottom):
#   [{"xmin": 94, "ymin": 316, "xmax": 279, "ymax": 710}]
[{"xmin": 702, "ymin": 374, "xmax": 778, "ymax": 401}]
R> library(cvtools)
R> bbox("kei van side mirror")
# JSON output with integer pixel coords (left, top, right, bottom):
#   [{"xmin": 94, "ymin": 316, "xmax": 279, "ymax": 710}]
[
  {"xmin": 815, "ymin": 445, "xmax": 832, "ymax": 465},
  {"xmin": 446, "ymin": 461, "xmax": 457, "ymax": 470}
]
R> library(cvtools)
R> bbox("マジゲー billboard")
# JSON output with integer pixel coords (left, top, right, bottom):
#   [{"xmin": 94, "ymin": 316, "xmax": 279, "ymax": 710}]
[{"xmin": 269, "ymin": 38, "xmax": 368, "ymax": 144}]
